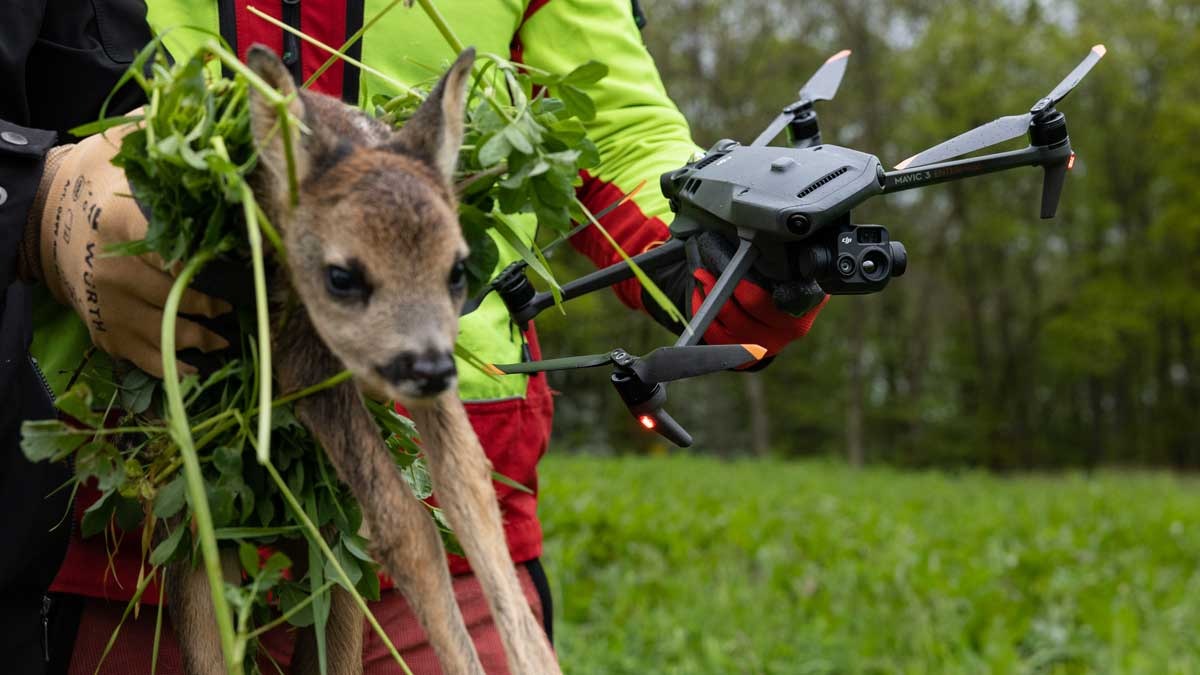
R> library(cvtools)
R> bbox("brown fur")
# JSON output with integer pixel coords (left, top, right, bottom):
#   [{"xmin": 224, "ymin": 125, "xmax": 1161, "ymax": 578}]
[{"xmin": 165, "ymin": 46, "xmax": 559, "ymax": 674}]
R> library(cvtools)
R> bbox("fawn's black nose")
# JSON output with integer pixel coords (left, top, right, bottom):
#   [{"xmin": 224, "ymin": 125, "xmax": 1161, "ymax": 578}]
[{"xmin": 376, "ymin": 350, "xmax": 457, "ymax": 396}]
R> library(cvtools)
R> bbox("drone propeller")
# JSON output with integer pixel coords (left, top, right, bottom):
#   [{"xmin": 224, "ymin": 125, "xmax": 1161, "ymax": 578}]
[
  {"xmin": 492, "ymin": 344, "xmax": 766, "ymax": 384},
  {"xmin": 896, "ymin": 44, "xmax": 1106, "ymax": 170},
  {"xmin": 750, "ymin": 49, "xmax": 852, "ymax": 147}
]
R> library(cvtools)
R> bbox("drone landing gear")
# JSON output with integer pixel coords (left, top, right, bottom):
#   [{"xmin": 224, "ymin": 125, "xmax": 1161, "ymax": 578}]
[{"xmin": 490, "ymin": 234, "xmax": 765, "ymax": 447}]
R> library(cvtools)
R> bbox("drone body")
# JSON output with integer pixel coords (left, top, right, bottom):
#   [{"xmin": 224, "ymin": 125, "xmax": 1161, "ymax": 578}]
[{"xmin": 487, "ymin": 45, "xmax": 1106, "ymax": 446}]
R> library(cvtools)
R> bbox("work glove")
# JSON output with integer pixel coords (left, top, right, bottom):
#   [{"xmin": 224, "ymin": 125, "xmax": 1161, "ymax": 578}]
[
  {"xmin": 643, "ymin": 231, "xmax": 828, "ymax": 359},
  {"xmin": 18, "ymin": 124, "xmax": 231, "ymax": 378}
]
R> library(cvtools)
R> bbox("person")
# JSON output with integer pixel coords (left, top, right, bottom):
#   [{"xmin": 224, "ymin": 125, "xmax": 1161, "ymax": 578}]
[{"xmin": 0, "ymin": 1, "xmax": 828, "ymax": 673}]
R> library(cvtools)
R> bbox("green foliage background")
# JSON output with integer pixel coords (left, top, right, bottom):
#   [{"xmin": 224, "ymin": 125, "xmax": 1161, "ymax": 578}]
[
  {"xmin": 540, "ymin": 455, "xmax": 1200, "ymax": 673},
  {"xmin": 536, "ymin": 0, "xmax": 1200, "ymax": 467}
]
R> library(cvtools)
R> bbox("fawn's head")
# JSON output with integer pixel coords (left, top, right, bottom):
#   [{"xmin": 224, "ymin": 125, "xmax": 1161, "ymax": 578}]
[{"xmin": 247, "ymin": 45, "xmax": 474, "ymax": 403}]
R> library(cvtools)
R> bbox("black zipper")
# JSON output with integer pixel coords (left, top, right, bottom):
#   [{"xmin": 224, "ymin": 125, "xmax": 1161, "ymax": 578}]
[
  {"xmin": 342, "ymin": 0, "xmax": 365, "ymax": 103},
  {"xmin": 282, "ymin": 0, "xmax": 303, "ymax": 83},
  {"xmin": 30, "ymin": 356, "xmax": 54, "ymax": 403},
  {"xmin": 41, "ymin": 595, "xmax": 52, "ymax": 662}
]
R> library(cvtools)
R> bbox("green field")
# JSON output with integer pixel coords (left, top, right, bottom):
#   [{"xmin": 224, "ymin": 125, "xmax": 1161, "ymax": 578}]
[{"xmin": 538, "ymin": 456, "xmax": 1200, "ymax": 674}]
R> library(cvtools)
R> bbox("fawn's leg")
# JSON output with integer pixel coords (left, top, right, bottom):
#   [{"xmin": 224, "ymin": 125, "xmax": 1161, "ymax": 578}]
[
  {"xmin": 166, "ymin": 548, "xmax": 241, "ymax": 675},
  {"xmin": 290, "ymin": 585, "xmax": 365, "ymax": 675},
  {"xmin": 282, "ymin": 537, "xmax": 364, "ymax": 675},
  {"xmin": 275, "ymin": 319, "xmax": 484, "ymax": 675},
  {"xmin": 409, "ymin": 394, "xmax": 561, "ymax": 675}
]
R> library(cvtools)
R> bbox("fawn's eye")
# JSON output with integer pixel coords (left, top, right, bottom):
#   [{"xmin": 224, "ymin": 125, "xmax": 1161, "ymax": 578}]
[
  {"xmin": 325, "ymin": 263, "xmax": 371, "ymax": 302},
  {"xmin": 448, "ymin": 258, "xmax": 468, "ymax": 294}
]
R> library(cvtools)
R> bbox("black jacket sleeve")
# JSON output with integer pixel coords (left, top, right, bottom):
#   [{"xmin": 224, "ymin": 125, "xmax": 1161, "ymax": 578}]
[{"xmin": 0, "ymin": 1, "xmax": 151, "ymax": 661}]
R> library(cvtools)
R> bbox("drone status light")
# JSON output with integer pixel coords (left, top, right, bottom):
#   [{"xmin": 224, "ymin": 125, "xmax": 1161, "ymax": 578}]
[
  {"xmin": 639, "ymin": 415, "xmax": 657, "ymax": 430},
  {"xmin": 1067, "ymin": 152, "xmax": 1077, "ymax": 170}
]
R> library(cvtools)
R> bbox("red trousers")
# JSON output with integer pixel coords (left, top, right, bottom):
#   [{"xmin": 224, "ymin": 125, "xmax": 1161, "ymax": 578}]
[{"xmin": 66, "ymin": 563, "xmax": 549, "ymax": 674}]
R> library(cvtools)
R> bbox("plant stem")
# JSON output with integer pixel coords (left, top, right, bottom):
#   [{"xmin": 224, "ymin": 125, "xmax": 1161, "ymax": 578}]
[
  {"xmin": 414, "ymin": 0, "xmax": 465, "ymax": 54},
  {"xmin": 246, "ymin": 581, "xmax": 336, "ymax": 639},
  {"xmin": 272, "ymin": 371, "xmax": 353, "ymax": 407},
  {"xmin": 160, "ymin": 250, "xmax": 241, "ymax": 675},
  {"xmin": 263, "ymin": 461, "xmax": 414, "ymax": 675},
  {"xmin": 303, "ymin": 0, "xmax": 407, "ymax": 91},
  {"xmin": 240, "ymin": 182, "xmax": 274, "ymax": 465},
  {"xmin": 574, "ymin": 197, "xmax": 686, "ymax": 324},
  {"xmin": 245, "ymin": 6, "xmax": 421, "ymax": 98}
]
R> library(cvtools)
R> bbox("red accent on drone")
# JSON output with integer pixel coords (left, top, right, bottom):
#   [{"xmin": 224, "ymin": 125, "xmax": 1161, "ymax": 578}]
[
  {"xmin": 1067, "ymin": 152, "xmax": 1077, "ymax": 171},
  {"xmin": 638, "ymin": 415, "xmax": 657, "ymax": 430}
]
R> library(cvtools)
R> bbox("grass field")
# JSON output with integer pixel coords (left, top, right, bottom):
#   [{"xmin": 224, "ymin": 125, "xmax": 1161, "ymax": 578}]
[{"xmin": 537, "ymin": 456, "xmax": 1200, "ymax": 674}]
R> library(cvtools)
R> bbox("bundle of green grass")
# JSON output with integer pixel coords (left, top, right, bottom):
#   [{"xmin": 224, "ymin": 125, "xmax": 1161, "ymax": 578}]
[{"xmin": 22, "ymin": 24, "xmax": 614, "ymax": 673}]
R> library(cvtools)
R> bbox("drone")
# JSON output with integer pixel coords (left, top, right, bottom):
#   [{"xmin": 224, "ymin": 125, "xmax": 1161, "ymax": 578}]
[{"xmin": 480, "ymin": 45, "xmax": 1106, "ymax": 447}]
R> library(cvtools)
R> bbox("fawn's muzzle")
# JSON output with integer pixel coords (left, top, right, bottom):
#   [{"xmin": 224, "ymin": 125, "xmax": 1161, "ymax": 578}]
[{"xmin": 376, "ymin": 349, "xmax": 457, "ymax": 396}]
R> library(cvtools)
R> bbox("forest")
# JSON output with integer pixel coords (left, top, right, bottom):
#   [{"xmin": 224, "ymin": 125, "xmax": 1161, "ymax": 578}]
[{"xmin": 536, "ymin": 0, "xmax": 1200, "ymax": 468}]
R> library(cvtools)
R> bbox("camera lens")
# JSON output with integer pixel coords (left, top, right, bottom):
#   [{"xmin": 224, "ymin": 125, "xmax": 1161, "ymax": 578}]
[
  {"xmin": 787, "ymin": 213, "xmax": 812, "ymax": 236},
  {"xmin": 859, "ymin": 249, "xmax": 889, "ymax": 281},
  {"xmin": 837, "ymin": 254, "xmax": 856, "ymax": 277}
]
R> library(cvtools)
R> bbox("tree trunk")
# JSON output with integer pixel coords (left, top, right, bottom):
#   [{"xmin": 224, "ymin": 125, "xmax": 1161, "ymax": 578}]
[
  {"xmin": 846, "ymin": 315, "xmax": 866, "ymax": 467},
  {"xmin": 743, "ymin": 373, "xmax": 771, "ymax": 457}
]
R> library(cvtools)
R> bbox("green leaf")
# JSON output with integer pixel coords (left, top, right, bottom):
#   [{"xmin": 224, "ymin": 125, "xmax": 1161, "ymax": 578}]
[
  {"xmin": 492, "ymin": 470, "xmax": 534, "ymax": 494},
  {"xmin": 402, "ymin": 459, "xmax": 434, "ymax": 500},
  {"xmin": 81, "ymin": 492, "xmax": 116, "ymax": 538},
  {"xmin": 77, "ymin": 442, "xmax": 124, "ymax": 492},
  {"xmin": 120, "ymin": 370, "xmax": 157, "ymax": 414},
  {"xmin": 342, "ymin": 533, "xmax": 373, "ymax": 563},
  {"xmin": 562, "ymin": 61, "xmax": 609, "ymax": 86},
  {"xmin": 214, "ymin": 445, "xmax": 243, "ymax": 477},
  {"xmin": 279, "ymin": 583, "xmax": 315, "ymax": 627},
  {"xmin": 308, "ymin": 541, "xmax": 330, "ymax": 675},
  {"xmin": 239, "ymin": 541, "xmax": 261, "ymax": 575},
  {"xmin": 262, "ymin": 551, "xmax": 292, "ymax": 577},
  {"xmin": 324, "ymin": 542, "xmax": 363, "ymax": 590},
  {"xmin": 150, "ymin": 524, "xmax": 187, "ymax": 566},
  {"xmin": 114, "ymin": 494, "xmax": 143, "ymax": 531},
  {"xmin": 20, "ymin": 420, "xmax": 83, "ymax": 463},
  {"xmin": 558, "ymin": 85, "xmax": 596, "ymax": 122},
  {"xmin": 549, "ymin": 118, "xmax": 587, "ymax": 145},
  {"xmin": 154, "ymin": 476, "xmax": 188, "ymax": 519},
  {"xmin": 478, "ymin": 132, "xmax": 511, "ymax": 167},
  {"xmin": 213, "ymin": 525, "xmax": 302, "ymax": 539},
  {"xmin": 207, "ymin": 484, "xmax": 237, "ymax": 528},
  {"xmin": 54, "ymin": 384, "xmax": 99, "ymax": 425},
  {"xmin": 493, "ymin": 213, "xmax": 561, "ymax": 300},
  {"xmin": 504, "ymin": 124, "xmax": 534, "ymax": 155}
]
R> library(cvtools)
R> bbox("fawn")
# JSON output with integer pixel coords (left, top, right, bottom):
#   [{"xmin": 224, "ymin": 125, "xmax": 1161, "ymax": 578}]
[{"xmin": 163, "ymin": 46, "xmax": 560, "ymax": 675}]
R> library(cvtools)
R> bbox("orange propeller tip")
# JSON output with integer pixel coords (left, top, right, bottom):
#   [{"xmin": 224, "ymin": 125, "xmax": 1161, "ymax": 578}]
[
  {"xmin": 1093, "ymin": 44, "xmax": 1107, "ymax": 56},
  {"xmin": 485, "ymin": 363, "xmax": 506, "ymax": 376},
  {"xmin": 742, "ymin": 344, "xmax": 768, "ymax": 361},
  {"xmin": 827, "ymin": 49, "xmax": 852, "ymax": 63}
]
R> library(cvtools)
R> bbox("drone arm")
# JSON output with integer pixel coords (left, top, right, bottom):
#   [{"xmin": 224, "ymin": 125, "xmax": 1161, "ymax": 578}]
[
  {"xmin": 510, "ymin": 238, "xmax": 687, "ymax": 324},
  {"xmin": 882, "ymin": 143, "xmax": 1071, "ymax": 194},
  {"xmin": 674, "ymin": 236, "xmax": 760, "ymax": 348}
]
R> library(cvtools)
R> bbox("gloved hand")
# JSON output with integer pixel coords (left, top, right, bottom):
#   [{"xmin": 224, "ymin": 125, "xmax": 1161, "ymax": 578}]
[
  {"xmin": 18, "ymin": 124, "xmax": 231, "ymax": 377},
  {"xmin": 644, "ymin": 231, "xmax": 828, "ymax": 358}
]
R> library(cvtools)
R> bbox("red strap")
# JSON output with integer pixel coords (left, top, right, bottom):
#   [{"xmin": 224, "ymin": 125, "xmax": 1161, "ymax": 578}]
[
  {"xmin": 235, "ymin": 0, "xmax": 347, "ymax": 97},
  {"xmin": 509, "ymin": 0, "xmax": 553, "ymax": 64},
  {"xmin": 300, "ymin": 1, "xmax": 347, "ymax": 95},
  {"xmin": 235, "ymin": 0, "xmax": 283, "ymax": 62}
]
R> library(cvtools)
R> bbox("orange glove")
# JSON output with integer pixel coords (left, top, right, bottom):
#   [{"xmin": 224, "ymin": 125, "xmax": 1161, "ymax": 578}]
[{"xmin": 19, "ymin": 125, "xmax": 231, "ymax": 377}]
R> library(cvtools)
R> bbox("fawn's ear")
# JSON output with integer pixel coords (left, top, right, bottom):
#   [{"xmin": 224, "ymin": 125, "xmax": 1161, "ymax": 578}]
[
  {"xmin": 247, "ymin": 45, "xmax": 311, "ymax": 204},
  {"xmin": 391, "ymin": 47, "xmax": 475, "ymax": 186}
]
